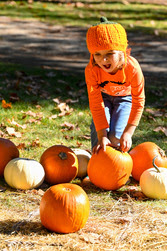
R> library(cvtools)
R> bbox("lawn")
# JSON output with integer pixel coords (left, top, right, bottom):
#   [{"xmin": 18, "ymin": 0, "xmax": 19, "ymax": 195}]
[
  {"xmin": 0, "ymin": 0, "xmax": 167, "ymax": 36},
  {"xmin": 0, "ymin": 0, "xmax": 167, "ymax": 250}
]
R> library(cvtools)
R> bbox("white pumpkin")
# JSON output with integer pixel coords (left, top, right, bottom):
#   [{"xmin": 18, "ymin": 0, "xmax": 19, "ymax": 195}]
[
  {"xmin": 72, "ymin": 149, "xmax": 91, "ymax": 178},
  {"xmin": 140, "ymin": 156, "xmax": 167, "ymax": 199},
  {"xmin": 4, "ymin": 158, "xmax": 45, "ymax": 190}
]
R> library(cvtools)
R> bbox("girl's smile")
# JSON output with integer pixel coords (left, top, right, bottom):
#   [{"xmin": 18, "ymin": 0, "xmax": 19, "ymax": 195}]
[{"xmin": 103, "ymin": 64, "xmax": 111, "ymax": 70}]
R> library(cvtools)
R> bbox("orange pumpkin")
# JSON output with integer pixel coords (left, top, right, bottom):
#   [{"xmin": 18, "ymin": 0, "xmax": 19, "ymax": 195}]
[
  {"xmin": 40, "ymin": 183, "xmax": 90, "ymax": 233},
  {"xmin": 40, "ymin": 145, "xmax": 78, "ymax": 184},
  {"xmin": 87, "ymin": 146, "xmax": 133, "ymax": 190},
  {"xmin": 130, "ymin": 142, "xmax": 167, "ymax": 181},
  {"xmin": 0, "ymin": 138, "xmax": 19, "ymax": 176}
]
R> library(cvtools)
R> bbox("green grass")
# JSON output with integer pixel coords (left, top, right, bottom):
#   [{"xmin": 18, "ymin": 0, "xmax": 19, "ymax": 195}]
[
  {"xmin": 0, "ymin": 0, "xmax": 167, "ymax": 36},
  {"xmin": 0, "ymin": 62, "xmax": 92, "ymax": 160},
  {"xmin": 0, "ymin": 61, "xmax": 166, "ymax": 161}
]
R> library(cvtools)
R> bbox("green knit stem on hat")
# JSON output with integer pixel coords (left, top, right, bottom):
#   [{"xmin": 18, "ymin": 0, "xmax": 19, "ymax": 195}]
[{"xmin": 93, "ymin": 17, "xmax": 117, "ymax": 26}]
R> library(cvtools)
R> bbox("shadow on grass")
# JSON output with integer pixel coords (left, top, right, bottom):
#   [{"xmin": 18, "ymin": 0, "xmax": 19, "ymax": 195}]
[
  {"xmin": 0, "ymin": 219, "xmax": 51, "ymax": 235},
  {"xmin": 0, "ymin": 61, "xmax": 88, "ymax": 110}
]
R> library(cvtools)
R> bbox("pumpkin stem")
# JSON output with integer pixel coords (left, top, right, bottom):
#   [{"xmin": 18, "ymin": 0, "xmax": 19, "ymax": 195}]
[
  {"xmin": 58, "ymin": 152, "xmax": 67, "ymax": 160},
  {"xmin": 153, "ymin": 156, "xmax": 161, "ymax": 173}
]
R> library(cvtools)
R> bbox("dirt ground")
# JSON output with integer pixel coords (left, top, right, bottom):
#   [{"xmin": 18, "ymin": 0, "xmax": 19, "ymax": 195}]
[{"xmin": 0, "ymin": 16, "xmax": 167, "ymax": 80}]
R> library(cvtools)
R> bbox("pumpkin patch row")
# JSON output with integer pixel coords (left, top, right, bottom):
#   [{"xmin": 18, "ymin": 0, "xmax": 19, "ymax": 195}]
[
  {"xmin": 0, "ymin": 138, "xmax": 166, "ymax": 191},
  {"xmin": 0, "ymin": 138, "xmax": 167, "ymax": 233},
  {"xmin": 0, "ymin": 138, "xmax": 91, "ymax": 189}
]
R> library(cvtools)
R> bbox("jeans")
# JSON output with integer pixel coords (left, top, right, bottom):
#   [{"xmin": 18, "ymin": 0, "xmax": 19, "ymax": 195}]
[{"xmin": 90, "ymin": 92, "xmax": 132, "ymax": 150}]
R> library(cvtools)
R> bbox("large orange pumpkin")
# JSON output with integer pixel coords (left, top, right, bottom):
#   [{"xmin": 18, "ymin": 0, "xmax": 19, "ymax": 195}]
[
  {"xmin": 40, "ymin": 183, "xmax": 90, "ymax": 233},
  {"xmin": 0, "ymin": 138, "xmax": 19, "ymax": 176},
  {"xmin": 129, "ymin": 142, "xmax": 167, "ymax": 181},
  {"xmin": 87, "ymin": 146, "xmax": 133, "ymax": 190},
  {"xmin": 40, "ymin": 145, "xmax": 78, "ymax": 184}
]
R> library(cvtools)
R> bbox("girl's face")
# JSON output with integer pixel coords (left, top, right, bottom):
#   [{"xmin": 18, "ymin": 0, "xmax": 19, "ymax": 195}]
[{"xmin": 93, "ymin": 50, "xmax": 124, "ymax": 74}]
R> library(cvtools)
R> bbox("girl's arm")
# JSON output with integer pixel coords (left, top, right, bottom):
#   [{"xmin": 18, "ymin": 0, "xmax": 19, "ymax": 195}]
[{"xmin": 119, "ymin": 57, "xmax": 145, "ymax": 152}]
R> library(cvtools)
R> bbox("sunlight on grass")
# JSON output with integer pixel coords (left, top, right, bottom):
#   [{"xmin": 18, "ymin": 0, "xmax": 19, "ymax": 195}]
[{"xmin": 0, "ymin": 0, "xmax": 166, "ymax": 36}]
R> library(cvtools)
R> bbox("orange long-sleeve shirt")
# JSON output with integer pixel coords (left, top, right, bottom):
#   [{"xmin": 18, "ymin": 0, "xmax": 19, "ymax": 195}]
[{"xmin": 85, "ymin": 55, "xmax": 145, "ymax": 132}]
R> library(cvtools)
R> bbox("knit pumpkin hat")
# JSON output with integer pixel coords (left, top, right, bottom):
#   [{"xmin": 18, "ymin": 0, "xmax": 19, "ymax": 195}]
[{"xmin": 86, "ymin": 17, "xmax": 128, "ymax": 54}]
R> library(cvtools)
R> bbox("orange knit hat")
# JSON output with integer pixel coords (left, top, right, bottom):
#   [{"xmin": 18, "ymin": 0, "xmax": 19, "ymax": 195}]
[{"xmin": 86, "ymin": 17, "xmax": 128, "ymax": 54}]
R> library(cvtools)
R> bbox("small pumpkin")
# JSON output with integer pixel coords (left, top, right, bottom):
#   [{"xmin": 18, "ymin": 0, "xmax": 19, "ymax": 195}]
[
  {"xmin": 87, "ymin": 146, "xmax": 133, "ymax": 190},
  {"xmin": 4, "ymin": 158, "xmax": 45, "ymax": 190},
  {"xmin": 129, "ymin": 142, "xmax": 167, "ymax": 181},
  {"xmin": 0, "ymin": 138, "xmax": 19, "ymax": 177},
  {"xmin": 40, "ymin": 183, "xmax": 90, "ymax": 233},
  {"xmin": 40, "ymin": 145, "xmax": 78, "ymax": 184},
  {"xmin": 72, "ymin": 149, "xmax": 91, "ymax": 179},
  {"xmin": 140, "ymin": 156, "xmax": 167, "ymax": 199}
]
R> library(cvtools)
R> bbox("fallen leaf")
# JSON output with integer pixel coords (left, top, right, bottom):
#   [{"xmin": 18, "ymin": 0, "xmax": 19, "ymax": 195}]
[
  {"xmin": 63, "ymin": 135, "xmax": 74, "ymax": 140},
  {"xmin": 78, "ymin": 135, "xmax": 91, "ymax": 140},
  {"xmin": 35, "ymin": 105, "xmax": 41, "ymax": 109},
  {"xmin": 22, "ymin": 110, "xmax": 36, "ymax": 117},
  {"xmin": 7, "ymin": 118, "xmax": 27, "ymax": 129},
  {"xmin": 57, "ymin": 102, "xmax": 67, "ymax": 112},
  {"xmin": 145, "ymin": 108, "xmax": 166, "ymax": 117},
  {"xmin": 154, "ymin": 126, "xmax": 167, "ymax": 136},
  {"xmin": 17, "ymin": 143, "xmax": 26, "ymax": 150},
  {"xmin": 53, "ymin": 98, "xmax": 60, "ymax": 104},
  {"xmin": 61, "ymin": 122, "xmax": 75, "ymax": 130},
  {"xmin": 27, "ymin": 118, "xmax": 41, "ymax": 124},
  {"xmin": 49, "ymin": 114, "xmax": 58, "ymax": 120},
  {"xmin": 30, "ymin": 138, "xmax": 40, "ymax": 147},
  {"xmin": 58, "ymin": 110, "xmax": 73, "ymax": 117},
  {"xmin": 21, "ymin": 111, "xmax": 43, "ymax": 124},
  {"xmin": 76, "ymin": 141, "xmax": 82, "ymax": 147},
  {"xmin": 2, "ymin": 99, "xmax": 12, "ymax": 109},
  {"xmin": 23, "ymin": 110, "xmax": 43, "ymax": 118},
  {"xmin": 6, "ymin": 127, "xmax": 22, "ymax": 137}
]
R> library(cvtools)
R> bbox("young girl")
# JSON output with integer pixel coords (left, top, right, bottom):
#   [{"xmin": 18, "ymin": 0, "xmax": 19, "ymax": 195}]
[{"xmin": 85, "ymin": 17, "xmax": 145, "ymax": 154}]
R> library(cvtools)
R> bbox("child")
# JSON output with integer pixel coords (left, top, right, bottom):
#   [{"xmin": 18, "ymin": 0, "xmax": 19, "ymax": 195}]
[{"xmin": 85, "ymin": 17, "xmax": 145, "ymax": 154}]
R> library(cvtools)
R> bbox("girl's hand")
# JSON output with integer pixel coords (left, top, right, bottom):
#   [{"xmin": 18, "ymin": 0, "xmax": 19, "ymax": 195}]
[
  {"xmin": 92, "ymin": 136, "xmax": 112, "ymax": 154},
  {"xmin": 119, "ymin": 124, "xmax": 136, "ymax": 152},
  {"xmin": 119, "ymin": 132, "xmax": 132, "ymax": 152}
]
